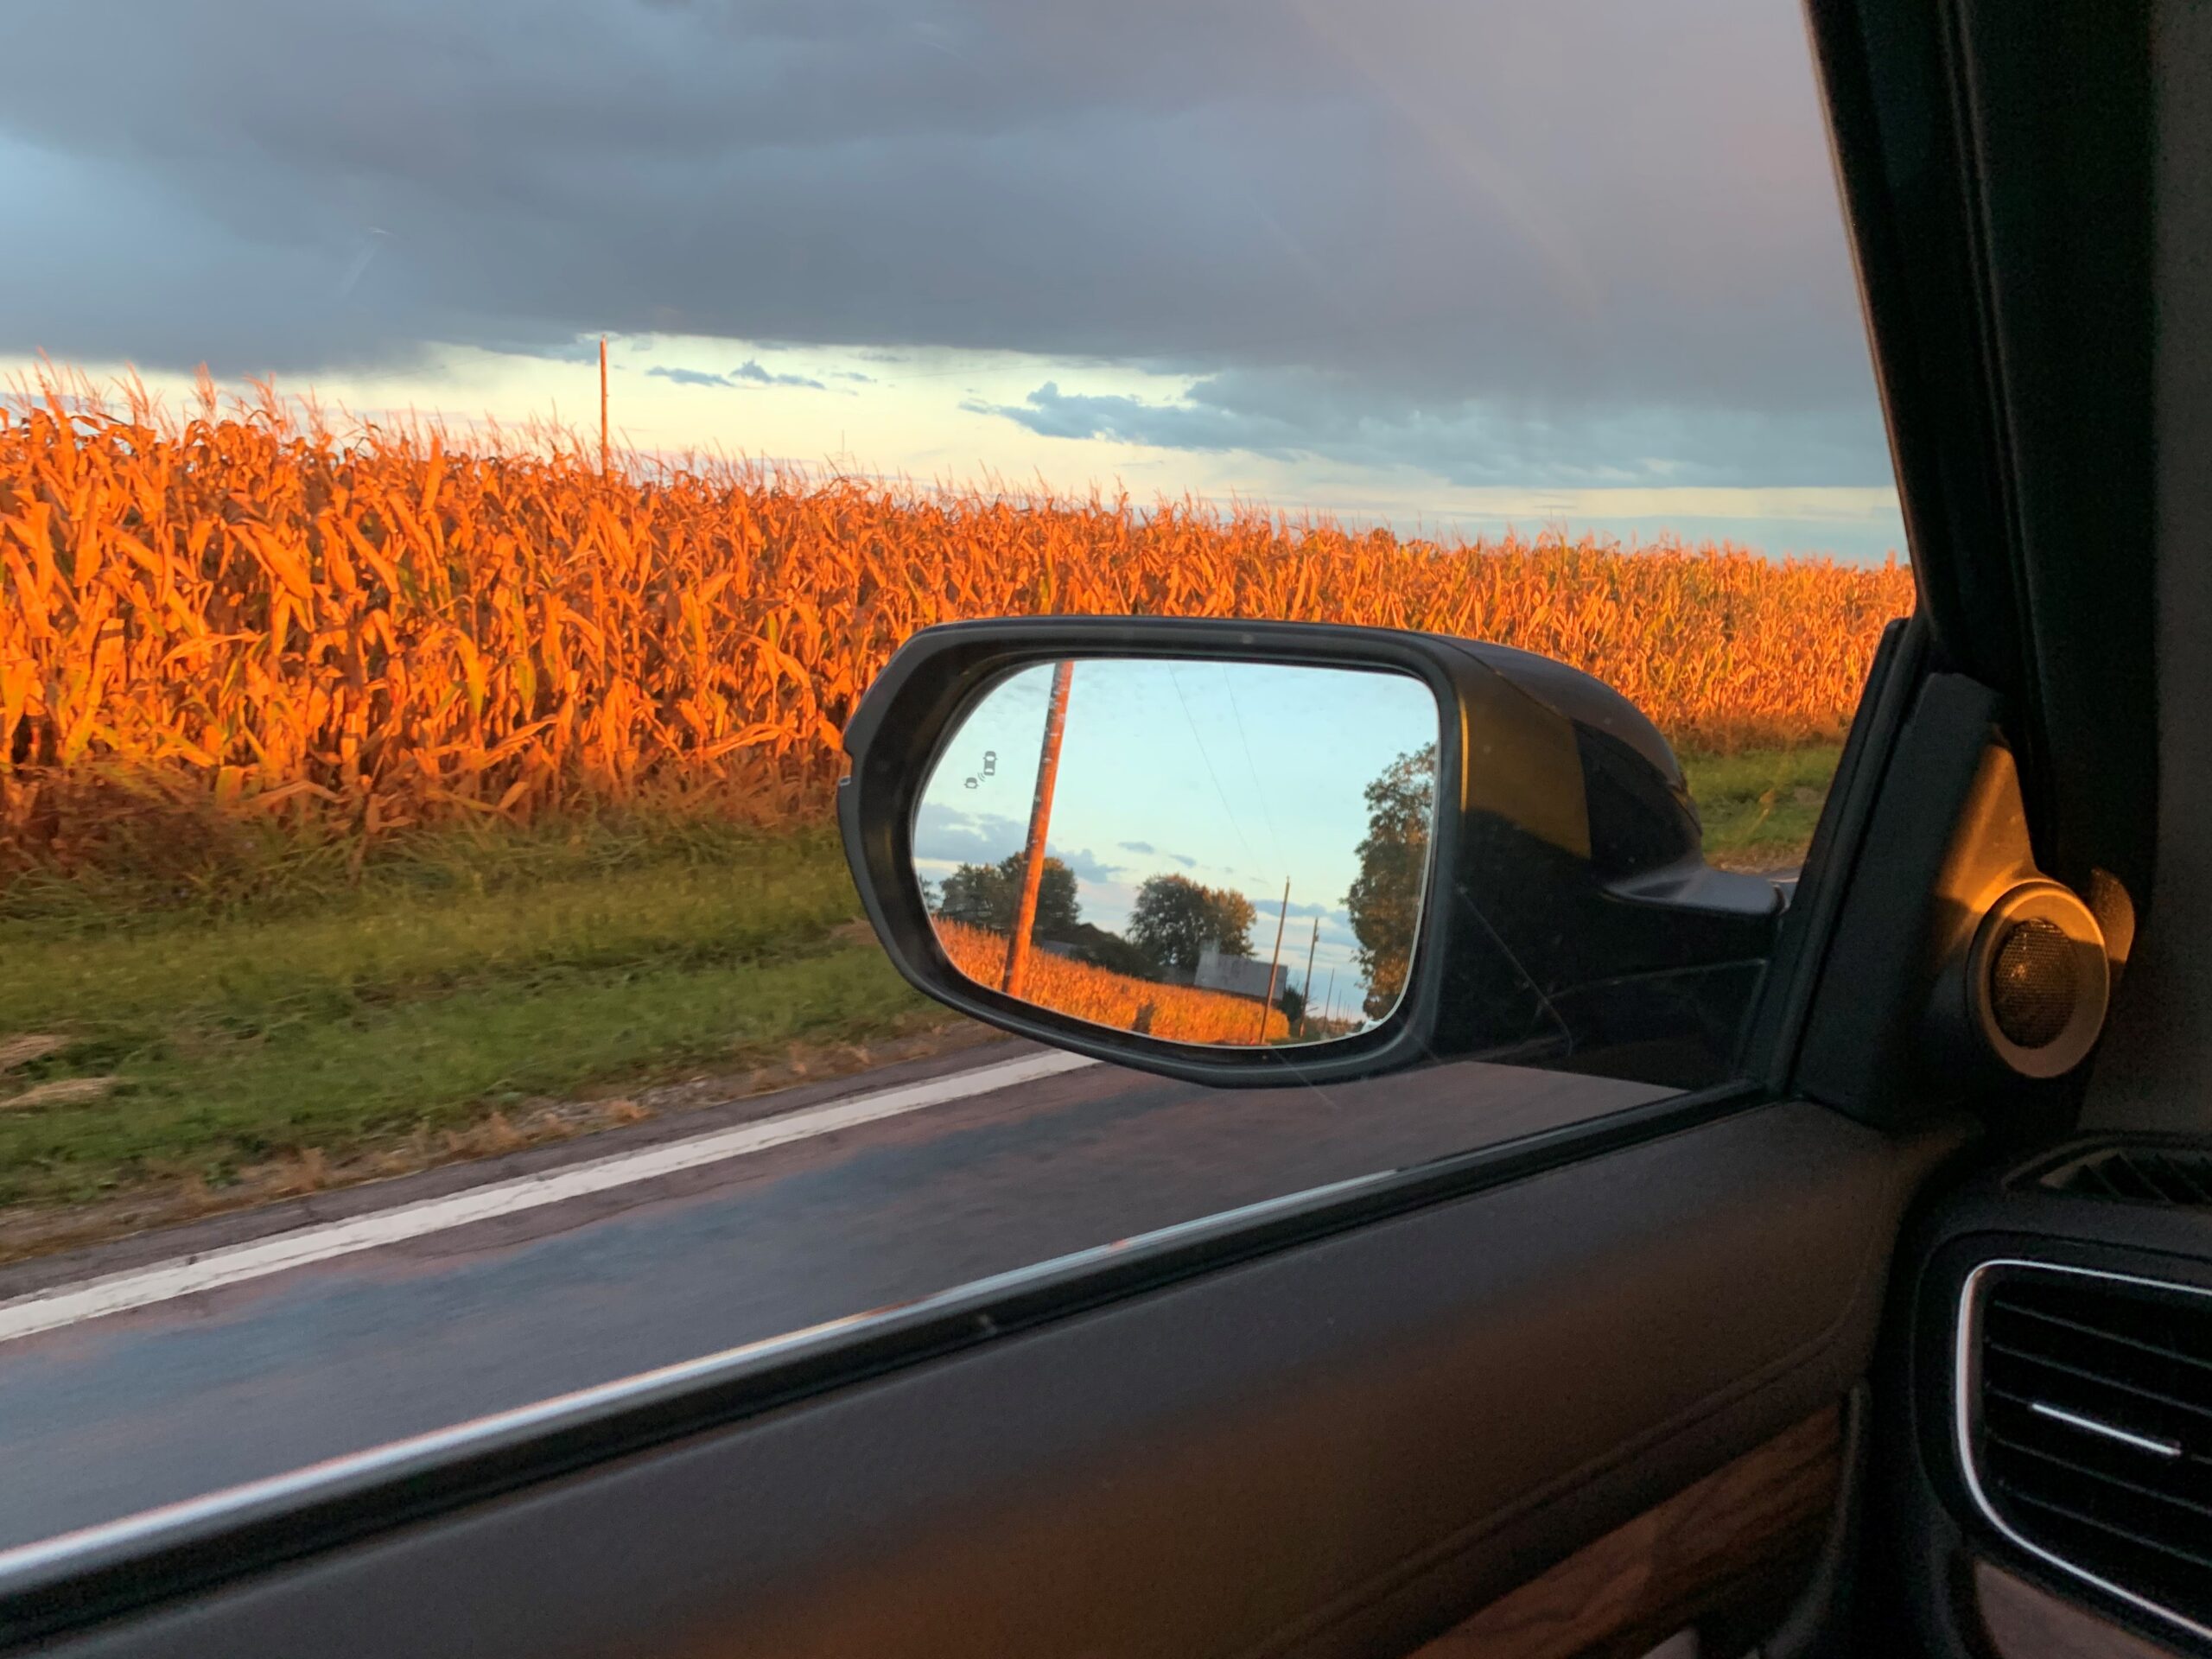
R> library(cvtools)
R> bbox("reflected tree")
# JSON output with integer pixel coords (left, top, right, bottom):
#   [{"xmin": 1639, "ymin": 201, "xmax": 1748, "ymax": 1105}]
[
  {"xmin": 1344, "ymin": 743, "xmax": 1436, "ymax": 1018},
  {"xmin": 1127, "ymin": 874, "xmax": 1256, "ymax": 973},
  {"xmin": 937, "ymin": 855, "xmax": 1080, "ymax": 938}
]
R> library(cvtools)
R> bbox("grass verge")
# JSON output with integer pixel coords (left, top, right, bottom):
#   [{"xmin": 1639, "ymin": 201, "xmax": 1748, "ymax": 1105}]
[
  {"xmin": 0, "ymin": 817, "xmax": 957, "ymax": 1211},
  {"xmin": 0, "ymin": 743, "xmax": 1841, "ymax": 1221},
  {"xmin": 1683, "ymin": 743, "xmax": 1842, "ymax": 871}
]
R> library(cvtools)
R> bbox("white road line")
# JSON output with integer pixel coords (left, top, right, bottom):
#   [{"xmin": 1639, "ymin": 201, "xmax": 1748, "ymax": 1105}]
[{"xmin": 0, "ymin": 1048, "xmax": 1096, "ymax": 1345}]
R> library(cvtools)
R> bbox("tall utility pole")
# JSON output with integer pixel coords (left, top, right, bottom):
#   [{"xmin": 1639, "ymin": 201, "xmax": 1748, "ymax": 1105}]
[
  {"xmin": 598, "ymin": 337, "xmax": 610, "ymax": 476},
  {"xmin": 1002, "ymin": 660, "xmax": 1076, "ymax": 998},
  {"xmin": 1255, "ymin": 877, "xmax": 1292, "ymax": 1045},
  {"xmin": 1298, "ymin": 916, "xmax": 1319, "ymax": 1039}
]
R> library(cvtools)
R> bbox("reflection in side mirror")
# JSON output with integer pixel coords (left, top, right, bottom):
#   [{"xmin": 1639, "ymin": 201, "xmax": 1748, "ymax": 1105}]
[{"xmin": 912, "ymin": 658, "xmax": 1441, "ymax": 1048}]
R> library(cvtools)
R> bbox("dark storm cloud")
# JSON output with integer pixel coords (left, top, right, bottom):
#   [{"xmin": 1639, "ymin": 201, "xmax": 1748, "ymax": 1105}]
[
  {"xmin": 730, "ymin": 359, "xmax": 827, "ymax": 389},
  {"xmin": 977, "ymin": 369, "xmax": 1892, "ymax": 488},
  {"xmin": 985, "ymin": 384, "xmax": 1273, "ymax": 454},
  {"xmin": 646, "ymin": 366, "xmax": 733, "ymax": 389},
  {"xmin": 646, "ymin": 359, "xmax": 825, "ymax": 390},
  {"xmin": 0, "ymin": 0, "xmax": 1889, "ymax": 482}
]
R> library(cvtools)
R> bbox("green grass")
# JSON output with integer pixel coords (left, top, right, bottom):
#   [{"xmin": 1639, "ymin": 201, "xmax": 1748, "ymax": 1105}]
[
  {"xmin": 0, "ymin": 744, "xmax": 1842, "ymax": 1211},
  {"xmin": 1681, "ymin": 744, "xmax": 1842, "ymax": 868},
  {"xmin": 0, "ymin": 817, "xmax": 951, "ymax": 1208}
]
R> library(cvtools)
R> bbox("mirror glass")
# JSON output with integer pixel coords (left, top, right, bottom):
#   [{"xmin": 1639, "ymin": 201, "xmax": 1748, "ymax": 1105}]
[{"xmin": 912, "ymin": 658, "xmax": 1440, "ymax": 1047}]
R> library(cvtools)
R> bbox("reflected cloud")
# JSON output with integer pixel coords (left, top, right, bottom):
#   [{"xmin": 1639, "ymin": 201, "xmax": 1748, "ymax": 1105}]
[
  {"xmin": 913, "ymin": 802, "xmax": 1124, "ymax": 884},
  {"xmin": 1047, "ymin": 844, "xmax": 1127, "ymax": 884},
  {"xmin": 1117, "ymin": 838, "xmax": 1197, "ymax": 868},
  {"xmin": 912, "ymin": 801, "xmax": 1026, "ymax": 867}
]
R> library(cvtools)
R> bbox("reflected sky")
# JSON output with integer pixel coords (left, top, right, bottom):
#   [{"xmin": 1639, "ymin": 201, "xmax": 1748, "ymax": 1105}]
[{"xmin": 915, "ymin": 659, "xmax": 1439, "ymax": 1015}]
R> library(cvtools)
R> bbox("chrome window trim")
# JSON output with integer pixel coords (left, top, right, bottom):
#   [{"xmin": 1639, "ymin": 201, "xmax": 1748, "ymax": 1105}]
[
  {"xmin": 0, "ymin": 1165, "xmax": 1384, "ymax": 1592},
  {"xmin": 1954, "ymin": 1255, "xmax": 2212, "ymax": 1647}
]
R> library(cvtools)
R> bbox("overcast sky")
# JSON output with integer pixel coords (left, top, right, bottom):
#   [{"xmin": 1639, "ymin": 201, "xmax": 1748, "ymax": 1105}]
[{"xmin": 0, "ymin": 0, "xmax": 1906, "ymax": 560}]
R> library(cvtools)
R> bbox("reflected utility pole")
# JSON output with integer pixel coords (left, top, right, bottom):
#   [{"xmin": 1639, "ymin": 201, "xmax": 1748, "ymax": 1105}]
[
  {"xmin": 598, "ymin": 337, "xmax": 610, "ymax": 476},
  {"xmin": 1298, "ymin": 916, "xmax": 1319, "ymax": 1039},
  {"xmin": 1002, "ymin": 660, "xmax": 1075, "ymax": 997},
  {"xmin": 1321, "ymin": 968, "xmax": 1336, "ymax": 1034},
  {"xmin": 1255, "ymin": 877, "xmax": 1291, "ymax": 1045}
]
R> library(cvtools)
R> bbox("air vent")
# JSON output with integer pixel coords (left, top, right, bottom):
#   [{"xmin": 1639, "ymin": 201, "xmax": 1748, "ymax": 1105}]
[
  {"xmin": 2040, "ymin": 1147, "xmax": 2212, "ymax": 1209},
  {"xmin": 1964, "ymin": 1263, "xmax": 2212, "ymax": 1639}
]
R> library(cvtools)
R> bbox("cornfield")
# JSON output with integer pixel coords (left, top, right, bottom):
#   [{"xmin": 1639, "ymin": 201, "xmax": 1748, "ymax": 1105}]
[
  {"xmin": 0, "ymin": 375, "xmax": 1915, "ymax": 874},
  {"xmin": 933, "ymin": 919, "xmax": 1291, "ymax": 1045}
]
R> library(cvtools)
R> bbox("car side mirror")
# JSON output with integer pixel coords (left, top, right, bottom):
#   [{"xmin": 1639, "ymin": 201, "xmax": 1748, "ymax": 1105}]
[{"xmin": 840, "ymin": 617, "xmax": 1783, "ymax": 1090}]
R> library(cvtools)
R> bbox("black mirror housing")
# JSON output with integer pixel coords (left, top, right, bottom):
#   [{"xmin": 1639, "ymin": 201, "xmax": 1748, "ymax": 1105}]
[{"xmin": 840, "ymin": 616, "xmax": 1781, "ymax": 1090}]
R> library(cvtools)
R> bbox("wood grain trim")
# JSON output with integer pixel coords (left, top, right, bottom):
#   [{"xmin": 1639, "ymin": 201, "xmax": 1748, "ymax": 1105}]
[
  {"xmin": 1975, "ymin": 1560, "xmax": 2186, "ymax": 1659},
  {"xmin": 1408, "ymin": 1405, "xmax": 1840, "ymax": 1659}
]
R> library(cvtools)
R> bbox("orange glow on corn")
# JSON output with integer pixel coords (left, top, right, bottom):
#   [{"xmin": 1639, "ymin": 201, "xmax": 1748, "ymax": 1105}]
[{"xmin": 0, "ymin": 372, "xmax": 1912, "ymax": 868}]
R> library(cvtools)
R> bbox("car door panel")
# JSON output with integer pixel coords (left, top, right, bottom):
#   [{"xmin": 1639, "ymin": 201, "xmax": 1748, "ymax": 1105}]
[
  {"xmin": 1409, "ymin": 1403, "xmax": 1845, "ymax": 1659},
  {"xmin": 19, "ymin": 1101, "xmax": 1966, "ymax": 1659}
]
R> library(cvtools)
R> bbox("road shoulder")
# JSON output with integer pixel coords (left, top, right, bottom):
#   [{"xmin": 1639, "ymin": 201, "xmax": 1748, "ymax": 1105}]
[{"xmin": 0, "ymin": 1025, "xmax": 1019, "ymax": 1294}]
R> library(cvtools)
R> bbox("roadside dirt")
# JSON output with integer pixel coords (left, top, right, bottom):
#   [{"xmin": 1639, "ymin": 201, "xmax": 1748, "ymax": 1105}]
[
  {"xmin": 0, "ymin": 1020, "xmax": 1005, "ymax": 1270},
  {"xmin": 1709, "ymin": 844, "xmax": 1810, "ymax": 874}
]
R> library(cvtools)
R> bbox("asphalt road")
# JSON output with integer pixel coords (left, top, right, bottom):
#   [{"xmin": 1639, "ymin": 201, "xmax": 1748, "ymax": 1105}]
[{"xmin": 0, "ymin": 1042, "xmax": 1668, "ymax": 1553}]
